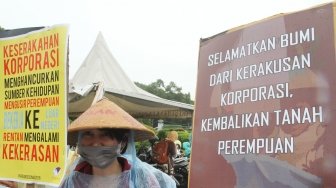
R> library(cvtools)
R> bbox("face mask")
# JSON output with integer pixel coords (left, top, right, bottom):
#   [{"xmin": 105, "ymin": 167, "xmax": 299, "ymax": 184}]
[{"xmin": 78, "ymin": 145, "xmax": 121, "ymax": 169}]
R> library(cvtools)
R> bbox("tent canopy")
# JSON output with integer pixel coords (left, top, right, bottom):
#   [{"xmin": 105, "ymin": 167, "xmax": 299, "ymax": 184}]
[{"xmin": 68, "ymin": 33, "xmax": 194, "ymax": 119}]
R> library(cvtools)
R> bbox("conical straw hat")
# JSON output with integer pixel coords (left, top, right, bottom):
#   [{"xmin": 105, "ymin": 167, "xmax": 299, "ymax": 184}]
[{"xmin": 68, "ymin": 97, "xmax": 155, "ymax": 145}]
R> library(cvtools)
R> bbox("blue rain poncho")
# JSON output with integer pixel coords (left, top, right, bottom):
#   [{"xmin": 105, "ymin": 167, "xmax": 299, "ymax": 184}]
[{"xmin": 60, "ymin": 131, "xmax": 176, "ymax": 188}]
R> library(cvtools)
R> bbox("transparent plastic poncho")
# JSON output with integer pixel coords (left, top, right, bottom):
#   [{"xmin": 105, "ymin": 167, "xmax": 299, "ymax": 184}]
[{"xmin": 60, "ymin": 130, "xmax": 176, "ymax": 188}]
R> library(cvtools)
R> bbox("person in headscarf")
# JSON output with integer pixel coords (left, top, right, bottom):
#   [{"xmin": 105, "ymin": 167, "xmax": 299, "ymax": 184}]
[
  {"xmin": 60, "ymin": 98, "xmax": 176, "ymax": 188},
  {"xmin": 182, "ymin": 142, "xmax": 191, "ymax": 158}
]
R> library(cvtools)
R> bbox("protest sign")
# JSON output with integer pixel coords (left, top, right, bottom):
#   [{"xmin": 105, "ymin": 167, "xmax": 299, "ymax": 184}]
[
  {"xmin": 0, "ymin": 25, "xmax": 68, "ymax": 186},
  {"xmin": 190, "ymin": 3, "xmax": 336, "ymax": 187}
]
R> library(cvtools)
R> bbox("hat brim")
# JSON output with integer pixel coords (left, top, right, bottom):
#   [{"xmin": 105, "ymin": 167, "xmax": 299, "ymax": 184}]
[
  {"xmin": 68, "ymin": 128, "xmax": 154, "ymax": 146},
  {"xmin": 67, "ymin": 98, "xmax": 155, "ymax": 145}
]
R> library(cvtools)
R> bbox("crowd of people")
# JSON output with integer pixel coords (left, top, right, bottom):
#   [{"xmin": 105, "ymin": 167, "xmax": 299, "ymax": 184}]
[{"xmin": 166, "ymin": 131, "xmax": 191, "ymax": 159}]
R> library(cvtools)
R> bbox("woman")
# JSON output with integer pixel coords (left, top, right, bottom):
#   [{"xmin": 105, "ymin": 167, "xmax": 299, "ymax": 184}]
[{"xmin": 61, "ymin": 98, "xmax": 176, "ymax": 188}]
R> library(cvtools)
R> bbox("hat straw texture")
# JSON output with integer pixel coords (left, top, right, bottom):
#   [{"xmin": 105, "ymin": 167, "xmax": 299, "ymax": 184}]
[{"xmin": 68, "ymin": 98, "xmax": 155, "ymax": 145}]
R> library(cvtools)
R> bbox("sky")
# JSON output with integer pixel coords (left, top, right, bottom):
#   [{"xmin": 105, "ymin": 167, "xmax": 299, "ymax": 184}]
[{"xmin": 1, "ymin": 0, "xmax": 333, "ymax": 99}]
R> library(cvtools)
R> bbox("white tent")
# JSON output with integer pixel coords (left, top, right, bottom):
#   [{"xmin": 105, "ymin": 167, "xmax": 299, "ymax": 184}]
[{"xmin": 68, "ymin": 33, "xmax": 194, "ymax": 119}]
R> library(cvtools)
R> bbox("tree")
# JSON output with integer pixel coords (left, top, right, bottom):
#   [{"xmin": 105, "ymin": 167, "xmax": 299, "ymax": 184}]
[
  {"xmin": 134, "ymin": 79, "xmax": 193, "ymax": 128},
  {"xmin": 135, "ymin": 79, "xmax": 194, "ymax": 105}
]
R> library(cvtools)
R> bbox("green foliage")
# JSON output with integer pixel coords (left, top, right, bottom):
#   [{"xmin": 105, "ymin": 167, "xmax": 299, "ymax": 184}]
[
  {"xmin": 135, "ymin": 125, "xmax": 192, "ymax": 152},
  {"xmin": 135, "ymin": 140, "xmax": 151, "ymax": 153},
  {"xmin": 142, "ymin": 123, "xmax": 157, "ymax": 133},
  {"xmin": 135, "ymin": 79, "xmax": 194, "ymax": 105},
  {"xmin": 157, "ymin": 125, "xmax": 191, "ymax": 143},
  {"xmin": 178, "ymin": 131, "xmax": 190, "ymax": 143},
  {"xmin": 137, "ymin": 118, "xmax": 153, "ymax": 126},
  {"xmin": 135, "ymin": 123, "xmax": 157, "ymax": 152},
  {"xmin": 0, "ymin": 26, "xmax": 4, "ymax": 31},
  {"xmin": 157, "ymin": 130, "xmax": 167, "ymax": 140},
  {"xmin": 135, "ymin": 79, "xmax": 193, "ymax": 128}
]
